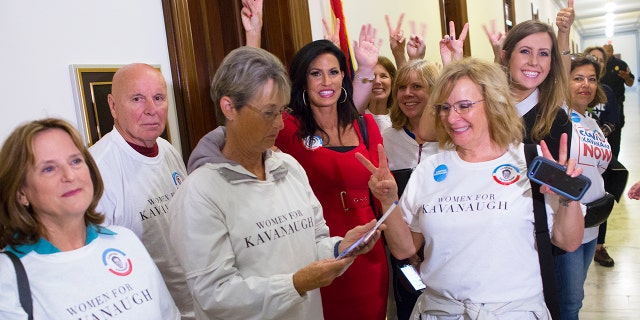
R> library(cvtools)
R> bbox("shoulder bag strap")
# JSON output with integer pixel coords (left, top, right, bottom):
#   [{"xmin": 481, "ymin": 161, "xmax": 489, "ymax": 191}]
[
  {"xmin": 523, "ymin": 144, "xmax": 560, "ymax": 320},
  {"xmin": 357, "ymin": 115, "xmax": 381, "ymax": 217},
  {"xmin": 2, "ymin": 251, "xmax": 34, "ymax": 320},
  {"xmin": 357, "ymin": 115, "xmax": 369, "ymax": 148}
]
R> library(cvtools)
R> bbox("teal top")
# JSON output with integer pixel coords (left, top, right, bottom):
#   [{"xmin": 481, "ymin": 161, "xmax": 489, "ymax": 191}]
[{"xmin": 4, "ymin": 224, "xmax": 117, "ymax": 258}]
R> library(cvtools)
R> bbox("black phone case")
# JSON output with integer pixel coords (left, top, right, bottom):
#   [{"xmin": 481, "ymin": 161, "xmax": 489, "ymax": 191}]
[{"xmin": 527, "ymin": 156, "xmax": 591, "ymax": 201}]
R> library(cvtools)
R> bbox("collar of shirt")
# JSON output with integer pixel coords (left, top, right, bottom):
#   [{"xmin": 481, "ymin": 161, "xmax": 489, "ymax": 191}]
[{"xmin": 5, "ymin": 224, "xmax": 117, "ymax": 258}]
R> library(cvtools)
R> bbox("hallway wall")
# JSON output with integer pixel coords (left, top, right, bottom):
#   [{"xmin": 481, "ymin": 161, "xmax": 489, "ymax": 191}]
[{"xmin": 0, "ymin": 0, "xmax": 182, "ymax": 153}]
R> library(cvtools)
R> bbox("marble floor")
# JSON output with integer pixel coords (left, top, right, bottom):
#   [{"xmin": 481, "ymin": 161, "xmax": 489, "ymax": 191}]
[{"xmin": 580, "ymin": 86, "xmax": 640, "ymax": 320}]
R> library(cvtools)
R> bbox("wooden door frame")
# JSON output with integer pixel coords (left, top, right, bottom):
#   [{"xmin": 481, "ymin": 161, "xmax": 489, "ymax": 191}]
[
  {"xmin": 439, "ymin": 0, "xmax": 471, "ymax": 57},
  {"xmin": 161, "ymin": 0, "xmax": 312, "ymax": 161}
]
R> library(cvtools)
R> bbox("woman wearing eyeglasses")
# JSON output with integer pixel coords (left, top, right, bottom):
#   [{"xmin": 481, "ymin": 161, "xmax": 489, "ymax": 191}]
[
  {"xmin": 169, "ymin": 47, "xmax": 381, "ymax": 320},
  {"xmin": 553, "ymin": 54, "xmax": 613, "ymax": 320},
  {"xmin": 359, "ymin": 58, "xmax": 584, "ymax": 319}
]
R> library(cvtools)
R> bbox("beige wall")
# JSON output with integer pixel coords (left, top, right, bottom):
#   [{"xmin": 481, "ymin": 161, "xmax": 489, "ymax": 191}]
[{"xmin": 308, "ymin": 0, "xmax": 572, "ymax": 68}]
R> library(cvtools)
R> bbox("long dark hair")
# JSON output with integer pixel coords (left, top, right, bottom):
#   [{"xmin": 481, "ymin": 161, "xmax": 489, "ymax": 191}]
[{"xmin": 288, "ymin": 40, "xmax": 358, "ymax": 145}]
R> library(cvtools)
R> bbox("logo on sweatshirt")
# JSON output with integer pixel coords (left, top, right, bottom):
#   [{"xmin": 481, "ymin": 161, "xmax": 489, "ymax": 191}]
[{"xmin": 102, "ymin": 248, "xmax": 133, "ymax": 276}]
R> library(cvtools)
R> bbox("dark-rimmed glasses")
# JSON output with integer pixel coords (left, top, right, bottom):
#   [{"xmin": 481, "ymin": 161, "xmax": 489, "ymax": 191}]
[
  {"xmin": 435, "ymin": 100, "xmax": 484, "ymax": 115},
  {"xmin": 245, "ymin": 105, "xmax": 291, "ymax": 121}
]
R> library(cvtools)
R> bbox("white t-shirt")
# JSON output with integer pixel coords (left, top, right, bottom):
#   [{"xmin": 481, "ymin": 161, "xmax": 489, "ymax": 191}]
[
  {"xmin": 365, "ymin": 109, "xmax": 392, "ymax": 133},
  {"xmin": 382, "ymin": 126, "xmax": 439, "ymax": 171},
  {"xmin": 89, "ymin": 128, "xmax": 193, "ymax": 319},
  {"xmin": 401, "ymin": 144, "xmax": 555, "ymax": 303},
  {"xmin": 0, "ymin": 225, "xmax": 179, "ymax": 320},
  {"xmin": 566, "ymin": 108, "xmax": 612, "ymax": 243}
]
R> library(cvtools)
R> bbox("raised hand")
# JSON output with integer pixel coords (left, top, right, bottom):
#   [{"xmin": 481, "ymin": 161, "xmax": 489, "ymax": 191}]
[
  {"xmin": 439, "ymin": 21, "xmax": 469, "ymax": 66},
  {"xmin": 356, "ymin": 144, "xmax": 398, "ymax": 206},
  {"xmin": 386, "ymin": 14, "xmax": 407, "ymax": 67},
  {"xmin": 241, "ymin": 0, "xmax": 263, "ymax": 47},
  {"xmin": 538, "ymin": 133, "xmax": 584, "ymax": 196},
  {"xmin": 407, "ymin": 21, "xmax": 427, "ymax": 61},
  {"xmin": 353, "ymin": 24, "xmax": 382, "ymax": 71},
  {"xmin": 482, "ymin": 20, "xmax": 506, "ymax": 63},
  {"xmin": 555, "ymin": 0, "xmax": 575, "ymax": 34},
  {"xmin": 322, "ymin": 16, "xmax": 341, "ymax": 47}
]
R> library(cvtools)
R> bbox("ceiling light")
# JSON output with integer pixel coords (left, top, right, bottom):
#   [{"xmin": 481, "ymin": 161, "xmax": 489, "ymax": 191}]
[
  {"xmin": 605, "ymin": 1, "xmax": 616, "ymax": 12},
  {"xmin": 605, "ymin": 12, "xmax": 615, "ymax": 21},
  {"xmin": 605, "ymin": 25, "xmax": 614, "ymax": 37}
]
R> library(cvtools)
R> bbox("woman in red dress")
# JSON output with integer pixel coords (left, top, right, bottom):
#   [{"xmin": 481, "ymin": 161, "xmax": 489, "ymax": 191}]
[{"xmin": 275, "ymin": 39, "xmax": 388, "ymax": 319}]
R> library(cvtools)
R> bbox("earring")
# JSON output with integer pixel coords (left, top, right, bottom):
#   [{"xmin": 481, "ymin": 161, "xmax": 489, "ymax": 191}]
[
  {"xmin": 23, "ymin": 201, "xmax": 29, "ymax": 208},
  {"xmin": 302, "ymin": 90, "xmax": 308, "ymax": 107},
  {"xmin": 339, "ymin": 87, "xmax": 348, "ymax": 104}
]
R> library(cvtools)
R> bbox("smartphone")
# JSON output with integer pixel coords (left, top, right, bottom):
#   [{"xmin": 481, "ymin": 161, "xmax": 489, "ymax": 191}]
[
  {"xmin": 336, "ymin": 201, "xmax": 398, "ymax": 260},
  {"xmin": 399, "ymin": 264, "xmax": 426, "ymax": 292},
  {"xmin": 527, "ymin": 156, "xmax": 591, "ymax": 201}
]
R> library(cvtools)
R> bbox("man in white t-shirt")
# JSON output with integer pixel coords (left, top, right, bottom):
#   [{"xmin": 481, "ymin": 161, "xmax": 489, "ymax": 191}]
[{"xmin": 89, "ymin": 63, "xmax": 193, "ymax": 319}]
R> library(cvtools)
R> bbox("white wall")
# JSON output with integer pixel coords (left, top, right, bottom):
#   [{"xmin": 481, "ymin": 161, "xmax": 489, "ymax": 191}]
[
  {"xmin": 308, "ymin": 0, "xmax": 516, "ymax": 65},
  {"xmin": 0, "ymin": 0, "xmax": 182, "ymax": 154}
]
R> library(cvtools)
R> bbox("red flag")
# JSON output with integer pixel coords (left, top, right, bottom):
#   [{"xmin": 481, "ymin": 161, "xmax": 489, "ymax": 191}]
[{"xmin": 329, "ymin": 0, "xmax": 355, "ymax": 78}]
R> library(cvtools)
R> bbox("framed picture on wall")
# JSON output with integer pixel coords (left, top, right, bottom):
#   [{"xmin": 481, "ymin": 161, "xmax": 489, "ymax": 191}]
[{"xmin": 70, "ymin": 64, "xmax": 170, "ymax": 146}]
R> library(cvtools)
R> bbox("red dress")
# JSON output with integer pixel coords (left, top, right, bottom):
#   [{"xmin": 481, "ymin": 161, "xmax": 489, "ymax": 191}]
[{"xmin": 275, "ymin": 114, "xmax": 388, "ymax": 320}]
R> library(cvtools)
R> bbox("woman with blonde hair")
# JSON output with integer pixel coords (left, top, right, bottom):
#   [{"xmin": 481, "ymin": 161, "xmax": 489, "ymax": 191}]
[{"xmin": 359, "ymin": 58, "xmax": 584, "ymax": 319}]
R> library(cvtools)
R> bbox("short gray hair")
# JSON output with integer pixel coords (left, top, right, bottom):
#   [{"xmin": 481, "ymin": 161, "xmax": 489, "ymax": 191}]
[{"xmin": 210, "ymin": 47, "xmax": 291, "ymax": 125}]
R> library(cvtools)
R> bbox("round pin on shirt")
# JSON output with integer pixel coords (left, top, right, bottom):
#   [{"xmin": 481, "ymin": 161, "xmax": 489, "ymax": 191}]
[
  {"xmin": 303, "ymin": 135, "xmax": 323, "ymax": 150},
  {"xmin": 493, "ymin": 164, "xmax": 520, "ymax": 185}
]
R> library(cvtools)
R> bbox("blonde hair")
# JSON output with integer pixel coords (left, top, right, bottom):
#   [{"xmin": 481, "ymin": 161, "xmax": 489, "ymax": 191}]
[
  {"xmin": 390, "ymin": 60, "xmax": 440, "ymax": 129},
  {"xmin": 431, "ymin": 58, "xmax": 523, "ymax": 149}
]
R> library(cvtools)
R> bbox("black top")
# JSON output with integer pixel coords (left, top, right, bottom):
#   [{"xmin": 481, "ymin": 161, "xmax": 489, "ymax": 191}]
[
  {"xmin": 590, "ymin": 84, "xmax": 619, "ymax": 127},
  {"xmin": 521, "ymin": 104, "xmax": 572, "ymax": 160},
  {"xmin": 601, "ymin": 56, "xmax": 634, "ymax": 103}
]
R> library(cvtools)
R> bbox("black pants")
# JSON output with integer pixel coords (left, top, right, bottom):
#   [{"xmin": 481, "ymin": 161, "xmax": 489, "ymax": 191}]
[
  {"xmin": 608, "ymin": 125, "xmax": 622, "ymax": 158},
  {"xmin": 597, "ymin": 221, "xmax": 608, "ymax": 244}
]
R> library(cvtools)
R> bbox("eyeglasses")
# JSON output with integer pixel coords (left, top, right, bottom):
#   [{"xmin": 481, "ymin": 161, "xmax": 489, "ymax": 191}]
[
  {"xmin": 570, "ymin": 53, "xmax": 600, "ymax": 63},
  {"xmin": 435, "ymin": 99, "xmax": 484, "ymax": 115},
  {"xmin": 245, "ymin": 104, "xmax": 291, "ymax": 121}
]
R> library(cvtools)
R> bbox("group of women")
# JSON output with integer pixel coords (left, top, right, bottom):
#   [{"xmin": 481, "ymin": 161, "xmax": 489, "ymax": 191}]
[{"xmin": 0, "ymin": 1, "xmax": 623, "ymax": 320}]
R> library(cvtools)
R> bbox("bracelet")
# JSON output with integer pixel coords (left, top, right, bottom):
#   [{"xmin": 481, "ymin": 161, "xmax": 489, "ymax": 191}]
[
  {"xmin": 334, "ymin": 240, "xmax": 342, "ymax": 258},
  {"xmin": 561, "ymin": 50, "xmax": 571, "ymax": 55},
  {"xmin": 355, "ymin": 72, "xmax": 375, "ymax": 84}
]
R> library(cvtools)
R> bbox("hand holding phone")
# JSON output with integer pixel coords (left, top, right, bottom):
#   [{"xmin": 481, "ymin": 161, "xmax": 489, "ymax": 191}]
[
  {"xmin": 336, "ymin": 201, "xmax": 398, "ymax": 260},
  {"xmin": 528, "ymin": 156, "xmax": 591, "ymax": 201}
]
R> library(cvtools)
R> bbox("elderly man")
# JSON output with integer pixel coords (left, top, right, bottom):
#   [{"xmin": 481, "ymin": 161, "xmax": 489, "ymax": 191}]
[{"xmin": 89, "ymin": 63, "xmax": 193, "ymax": 319}]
